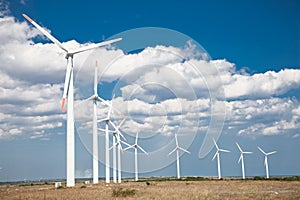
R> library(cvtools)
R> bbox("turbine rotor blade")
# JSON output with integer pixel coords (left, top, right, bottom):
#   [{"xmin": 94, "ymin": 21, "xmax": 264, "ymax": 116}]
[
  {"xmin": 123, "ymin": 145, "xmax": 134, "ymax": 151},
  {"xmin": 117, "ymin": 118, "xmax": 126, "ymax": 130},
  {"xmin": 97, "ymin": 95, "xmax": 123, "ymax": 117},
  {"xmin": 109, "ymin": 121, "xmax": 127, "ymax": 141},
  {"xmin": 135, "ymin": 131, "xmax": 139, "ymax": 145},
  {"xmin": 110, "ymin": 118, "xmax": 127, "ymax": 140},
  {"xmin": 213, "ymin": 138, "xmax": 219, "ymax": 150},
  {"xmin": 212, "ymin": 151, "xmax": 218, "ymax": 161},
  {"xmin": 120, "ymin": 140, "xmax": 130, "ymax": 148},
  {"xmin": 107, "ymin": 104, "xmax": 113, "ymax": 119},
  {"xmin": 96, "ymin": 96, "xmax": 111, "ymax": 107},
  {"xmin": 61, "ymin": 98, "xmax": 67, "ymax": 112},
  {"xmin": 219, "ymin": 149, "xmax": 230, "ymax": 153},
  {"xmin": 175, "ymin": 134, "xmax": 179, "ymax": 147},
  {"xmin": 69, "ymin": 38, "xmax": 122, "ymax": 55},
  {"xmin": 168, "ymin": 148, "xmax": 177, "ymax": 156},
  {"xmin": 107, "ymin": 94, "xmax": 115, "ymax": 119},
  {"xmin": 61, "ymin": 63, "xmax": 72, "ymax": 111},
  {"xmin": 109, "ymin": 142, "xmax": 117, "ymax": 151},
  {"xmin": 137, "ymin": 145, "xmax": 148, "ymax": 155},
  {"xmin": 23, "ymin": 14, "xmax": 68, "ymax": 53},
  {"xmin": 98, "ymin": 128, "xmax": 114, "ymax": 133},
  {"xmin": 118, "ymin": 130, "xmax": 127, "ymax": 141},
  {"xmin": 116, "ymin": 137, "xmax": 124, "ymax": 151},
  {"xmin": 94, "ymin": 60, "xmax": 98, "ymax": 95},
  {"xmin": 236, "ymin": 142, "xmax": 242, "ymax": 152},
  {"xmin": 267, "ymin": 151, "xmax": 277, "ymax": 155},
  {"xmin": 257, "ymin": 146, "xmax": 267, "ymax": 155},
  {"xmin": 238, "ymin": 154, "xmax": 242, "ymax": 164},
  {"xmin": 178, "ymin": 147, "xmax": 191, "ymax": 154},
  {"xmin": 97, "ymin": 118, "xmax": 109, "ymax": 123},
  {"xmin": 75, "ymin": 96, "xmax": 94, "ymax": 107},
  {"xmin": 82, "ymin": 121, "xmax": 92, "ymax": 126}
]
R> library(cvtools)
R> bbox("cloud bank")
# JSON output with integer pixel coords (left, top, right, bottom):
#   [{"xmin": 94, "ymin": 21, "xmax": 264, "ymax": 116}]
[{"xmin": 0, "ymin": 6, "xmax": 300, "ymax": 143}]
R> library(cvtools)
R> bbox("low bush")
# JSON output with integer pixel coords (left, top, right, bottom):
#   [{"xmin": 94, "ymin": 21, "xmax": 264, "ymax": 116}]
[{"xmin": 112, "ymin": 187, "xmax": 137, "ymax": 197}]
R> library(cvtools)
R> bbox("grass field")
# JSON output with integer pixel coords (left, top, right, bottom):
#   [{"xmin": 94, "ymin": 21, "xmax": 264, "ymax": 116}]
[{"xmin": 1, "ymin": 178, "xmax": 300, "ymax": 199}]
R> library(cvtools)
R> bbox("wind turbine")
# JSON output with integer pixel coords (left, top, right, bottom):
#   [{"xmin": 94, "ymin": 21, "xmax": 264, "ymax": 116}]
[
  {"xmin": 100, "ymin": 118, "xmax": 127, "ymax": 183},
  {"xmin": 112, "ymin": 119, "xmax": 129, "ymax": 183},
  {"xmin": 212, "ymin": 138, "xmax": 230, "ymax": 179},
  {"xmin": 98, "ymin": 95, "xmax": 126, "ymax": 183},
  {"xmin": 236, "ymin": 142, "xmax": 253, "ymax": 179},
  {"xmin": 124, "ymin": 131, "xmax": 148, "ymax": 181},
  {"xmin": 257, "ymin": 146, "xmax": 276, "ymax": 179},
  {"xmin": 79, "ymin": 61, "xmax": 111, "ymax": 184},
  {"xmin": 168, "ymin": 133, "xmax": 190, "ymax": 179},
  {"xmin": 116, "ymin": 133, "xmax": 129, "ymax": 183},
  {"xmin": 112, "ymin": 125, "xmax": 130, "ymax": 184},
  {"xmin": 23, "ymin": 14, "xmax": 122, "ymax": 187}
]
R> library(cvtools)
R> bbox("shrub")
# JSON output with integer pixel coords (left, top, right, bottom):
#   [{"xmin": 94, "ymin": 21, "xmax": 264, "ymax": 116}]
[
  {"xmin": 112, "ymin": 188, "xmax": 137, "ymax": 197},
  {"xmin": 253, "ymin": 176, "xmax": 264, "ymax": 180}
]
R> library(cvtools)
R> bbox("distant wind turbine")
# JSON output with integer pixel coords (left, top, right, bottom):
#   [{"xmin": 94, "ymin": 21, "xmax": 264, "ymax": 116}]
[
  {"xmin": 98, "ymin": 98, "xmax": 114, "ymax": 184},
  {"xmin": 212, "ymin": 138, "xmax": 230, "ymax": 179},
  {"xmin": 110, "ymin": 125, "xmax": 129, "ymax": 183},
  {"xmin": 257, "ymin": 146, "xmax": 276, "ymax": 179},
  {"xmin": 168, "ymin": 133, "xmax": 190, "ymax": 179},
  {"xmin": 124, "ymin": 131, "xmax": 148, "ymax": 181},
  {"xmin": 98, "ymin": 95, "xmax": 127, "ymax": 183},
  {"xmin": 110, "ymin": 119, "xmax": 126, "ymax": 183},
  {"xmin": 100, "ymin": 118, "xmax": 128, "ymax": 183},
  {"xmin": 23, "ymin": 14, "xmax": 122, "ymax": 187},
  {"xmin": 236, "ymin": 142, "xmax": 253, "ymax": 179},
  {"xmin": 78, "ymin": 61, "xmax": 112, "ymax": 184}
]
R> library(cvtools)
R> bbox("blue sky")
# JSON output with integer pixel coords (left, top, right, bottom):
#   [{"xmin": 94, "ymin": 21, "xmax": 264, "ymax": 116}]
[
  {"xmin": 0, "ymin": 0, "xmax": 300, "ymax": 181},
  {"xmin": 10, "ymin": 0, "xmax": 300, "ymax": 70}
]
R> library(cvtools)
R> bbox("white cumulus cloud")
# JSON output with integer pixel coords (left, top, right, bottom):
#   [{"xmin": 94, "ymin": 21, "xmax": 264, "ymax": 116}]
[{"xmin": 1, "ymin": 5, "xmax": 300, "ymax": 141}]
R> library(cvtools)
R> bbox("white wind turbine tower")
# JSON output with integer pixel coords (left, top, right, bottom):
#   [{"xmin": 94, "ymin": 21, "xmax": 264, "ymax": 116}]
[
  {"xmin": 236, "ymin": 142, "xmax": 253, "ymax": 179},
  {"xmin": 257, "ymin": 146, "xmax": 276, "ymax": 179},
  {"xmin": 23, "ymin": 14, "xmax": 122, "ymax": 187},
  {"xmin": 124, "ymin": 131, "xmax": 148, "ymax": 181},
  {"xmin": 168, "ymin": 133, "xmax": 190, "ymax": 179},
  {"xmin": 212, "ymin": 138, "xmax": 230, "ymax": 179}
]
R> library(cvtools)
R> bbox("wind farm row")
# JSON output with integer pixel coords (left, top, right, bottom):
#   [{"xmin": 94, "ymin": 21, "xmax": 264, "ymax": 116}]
[
  {"xmin": 79, "ymin": 60, "xmax": 277, "ymax": 184},
  {"xmin": 22, "ymin": 14, "xmax": 277, "ymax": 187}
]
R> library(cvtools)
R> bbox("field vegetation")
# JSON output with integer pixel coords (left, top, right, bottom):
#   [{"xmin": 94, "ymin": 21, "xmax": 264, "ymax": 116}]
[{"xmin": 1, "ymin": 177, "xmax": 299, "ymax": 199}]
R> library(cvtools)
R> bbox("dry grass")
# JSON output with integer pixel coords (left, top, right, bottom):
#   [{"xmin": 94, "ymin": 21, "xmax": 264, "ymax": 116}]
[{"xmin": 0, "ymin": 180, "xmax": 300, "ymax": 200}]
